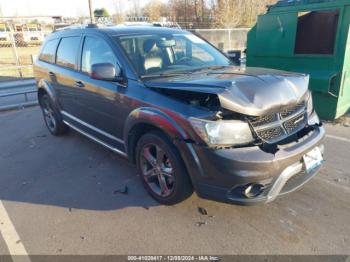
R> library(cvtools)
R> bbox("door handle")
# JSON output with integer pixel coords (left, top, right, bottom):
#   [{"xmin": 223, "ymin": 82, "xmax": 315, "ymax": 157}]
[{"xmin": 74, "ymin": 81, "xmax": 85, "ymax": 88}]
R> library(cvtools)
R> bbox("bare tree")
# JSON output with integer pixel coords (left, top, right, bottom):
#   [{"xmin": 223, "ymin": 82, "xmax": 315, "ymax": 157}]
[
  {"xmin": 215, "ymin": 0, "xmax": 277, "ymax": 28},
  {"xmin": 143, "ymin": 0, "xmax": 163, "ymax": 22},
  {"xmin": 137, "ymin": 0, "xmax": 277, "ymax": 28},
  {"xmin": 112, "ymin": 0, "xmax": 125, "ymax": 24},
  {"xmin": 129, "ymin": 0, "xmax": 141, "ymax": 17}
]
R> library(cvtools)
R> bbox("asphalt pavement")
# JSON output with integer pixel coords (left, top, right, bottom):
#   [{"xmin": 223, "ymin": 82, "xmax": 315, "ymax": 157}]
[{"xmin": 0, "ymin": 107, "xmax": 349, "ymax": 257}]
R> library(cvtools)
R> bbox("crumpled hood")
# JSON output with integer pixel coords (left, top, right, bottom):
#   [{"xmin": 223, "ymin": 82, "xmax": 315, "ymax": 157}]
[{"xmin": 144, "ymin": 66, "xmax": 310, "ymax": 116}]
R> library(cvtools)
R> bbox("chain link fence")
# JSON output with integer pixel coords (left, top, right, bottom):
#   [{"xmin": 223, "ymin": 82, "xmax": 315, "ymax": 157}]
[
  {"xmin": 190, "ymin": 28, "xmax": 249, "ymax": 52},
  {"xmin": 0, "ymin": 27, "xmax": 249, "ymax": 82},
  {"xmin": 0, "ymin": 29, "xmax": 52, "ymax": 81}
]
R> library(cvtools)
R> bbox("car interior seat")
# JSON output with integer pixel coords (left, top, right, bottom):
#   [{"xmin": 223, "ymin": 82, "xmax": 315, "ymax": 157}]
[{"xmin": 142, "ymin": 39, "xmax": 163, "ymax": 74}]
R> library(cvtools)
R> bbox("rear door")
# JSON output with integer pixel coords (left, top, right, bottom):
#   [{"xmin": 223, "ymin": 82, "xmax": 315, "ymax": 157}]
[{"xmin": 36, "ymin": 38, "xmax": 60, "ymax": 91}]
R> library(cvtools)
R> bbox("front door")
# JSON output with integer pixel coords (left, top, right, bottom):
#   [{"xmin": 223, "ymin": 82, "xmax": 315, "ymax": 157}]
[{"xmin": 69, "ymin": 35, "xmax": 126, "ymax": 148}]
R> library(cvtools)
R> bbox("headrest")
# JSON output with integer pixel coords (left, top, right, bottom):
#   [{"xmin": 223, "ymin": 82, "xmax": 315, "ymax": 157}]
[{"xmin": 143, "ymin": 39, "xmax": 157, "ymax": 53}]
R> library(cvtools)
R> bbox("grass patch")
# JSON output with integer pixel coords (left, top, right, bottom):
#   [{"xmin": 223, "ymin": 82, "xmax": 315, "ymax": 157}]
[
  {"xmin": 0, "ymin": 46, "xmax": 39, "ymax": 80},
  {"xmin": 0, "ymin": 46, "xmax": 41, "ymax": 65},
  {"xmin": 0, "ymin": 66, "xmax": 34, "ymax": 80}
]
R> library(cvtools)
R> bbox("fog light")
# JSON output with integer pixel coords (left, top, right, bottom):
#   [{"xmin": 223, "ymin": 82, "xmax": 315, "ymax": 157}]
[{"xmin": 244, "ymin": 184, "xmax": 264, "ymax": 198}]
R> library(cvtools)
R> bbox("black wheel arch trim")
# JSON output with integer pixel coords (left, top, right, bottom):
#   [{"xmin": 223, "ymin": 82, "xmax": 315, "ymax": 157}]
[
  {"xmin": 37, "ymin": 79, "xmax": 61, "ymax": 111},
  {"xmin": 123, "ymin": 107, "xmax": 206, "ymax": 188},
  {"xmin": 124, "ymin": 107, "xmax": 188, "ymax": 154}
]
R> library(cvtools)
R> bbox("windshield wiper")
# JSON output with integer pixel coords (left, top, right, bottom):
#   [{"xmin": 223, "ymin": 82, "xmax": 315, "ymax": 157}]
[
  {"xmin": 187, "ymin": 65, "xmax": 229, "ymax": 73},
  {"xmin": 140, "ymin": 72, "xmax": 192, "ymax": 79}
]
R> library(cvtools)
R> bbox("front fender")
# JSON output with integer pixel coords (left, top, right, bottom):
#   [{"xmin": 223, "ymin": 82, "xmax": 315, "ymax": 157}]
[
  {"xmin": 124, "ymin": 107, "xmax": 189, "ymax": 142},
  {"xmin": 123, "ymin": 107, "xmax": 190, "ymax": 159}
]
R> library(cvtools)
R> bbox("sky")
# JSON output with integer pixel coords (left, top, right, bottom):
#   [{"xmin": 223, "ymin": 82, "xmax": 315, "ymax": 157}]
[{"xmin": 0, "ymin": 0, "xmax": 147, "ymax": 17}]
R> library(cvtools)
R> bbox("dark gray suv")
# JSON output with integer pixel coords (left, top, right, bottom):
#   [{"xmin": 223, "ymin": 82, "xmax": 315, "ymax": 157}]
[{"xmin": 34, "ymin": 25, "xmax": 325, "ymax": 205}]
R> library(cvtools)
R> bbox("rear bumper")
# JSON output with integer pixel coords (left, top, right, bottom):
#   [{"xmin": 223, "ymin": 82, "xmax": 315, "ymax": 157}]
[{"xmin": 176, "ymin": 125, "xmax": 325, "ymax": 205}]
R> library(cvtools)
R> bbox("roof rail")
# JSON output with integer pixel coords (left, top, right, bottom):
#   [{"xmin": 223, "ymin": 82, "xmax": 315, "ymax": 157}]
[{"xmin": 53, "ymin": 23, "xmax": 100, "ymax": 32}]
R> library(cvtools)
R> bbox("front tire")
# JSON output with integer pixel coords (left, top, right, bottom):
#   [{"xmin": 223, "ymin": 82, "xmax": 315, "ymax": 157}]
[
  {"xmin": 136, "ymin": 131, "xmax": 193, "ymax": 205},
  {"xmin": 39, "ymin": 94, "xmax": 69, "ymax": 136}
]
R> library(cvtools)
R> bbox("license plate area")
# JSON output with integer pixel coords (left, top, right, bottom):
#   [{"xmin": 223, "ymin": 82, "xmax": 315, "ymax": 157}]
[{"xmin": 303, "ymin": 146, "xmax": 323, "ymax": 173}]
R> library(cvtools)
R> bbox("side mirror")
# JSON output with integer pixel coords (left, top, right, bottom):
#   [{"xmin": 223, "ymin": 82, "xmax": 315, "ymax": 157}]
[
  {"xmin": 90, "ymin": 63, "xmax": 121, "ymax": 81},
  {"xmin": 226, "ymin": 50, "xmax": 242, "ymax": 66}
]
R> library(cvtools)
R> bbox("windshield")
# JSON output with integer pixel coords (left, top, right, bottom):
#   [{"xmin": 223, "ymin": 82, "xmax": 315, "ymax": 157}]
[{"xmin": 114, "ymin": 33, "xmax": 231, "ymax": 77}]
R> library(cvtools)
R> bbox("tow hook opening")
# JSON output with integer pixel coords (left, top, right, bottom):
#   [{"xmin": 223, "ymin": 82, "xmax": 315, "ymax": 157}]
[
  {"xmin": 243, "ymin": 183, "xmax": 265, "ymax": 199},
  {"xmin": 231, "ymin": 183, "xmax": 267, "ymax": 199}
]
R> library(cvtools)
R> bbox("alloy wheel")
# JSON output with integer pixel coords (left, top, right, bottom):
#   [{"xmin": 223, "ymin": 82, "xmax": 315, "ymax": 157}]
[
  {"xmin": 42, "ymin": 97, "xmax": 57, "ymax": 132},
  {"xmin": 140, "ymin": 143, "xmax": 175, "ymax": 197}
]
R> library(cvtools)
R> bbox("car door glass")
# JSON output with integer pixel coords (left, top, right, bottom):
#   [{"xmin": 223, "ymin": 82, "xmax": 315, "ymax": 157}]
[
  {"xmin": 56, "ymin": 36, "xmax": 80, "ymax": 69},
  {"xmin": 173, "ymin": 36, "xmax": 214, "ymax": 63},
  {"xmin": 39, "ymin": 38, "xmax": 59, "ymax": 63},
  {"xmin": 81, "ymin": 36, "xmax": 117, "ymax": 74}
]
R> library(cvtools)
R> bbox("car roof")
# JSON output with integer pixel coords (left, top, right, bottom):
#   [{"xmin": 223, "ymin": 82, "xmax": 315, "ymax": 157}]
[{"xmin": 49, "ymin": 25, "xmax": 188, "ymax": 39}]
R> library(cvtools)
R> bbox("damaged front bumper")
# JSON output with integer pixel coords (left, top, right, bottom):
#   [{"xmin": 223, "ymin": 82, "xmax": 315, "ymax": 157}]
[{"xmin": 175, "ymin": 124, "xmax": 325, "ymax": 205}]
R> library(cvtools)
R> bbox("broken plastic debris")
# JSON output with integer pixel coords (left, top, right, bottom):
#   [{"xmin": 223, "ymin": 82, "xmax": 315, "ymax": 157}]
[
  {"xmin": 198, "ymin": 207, "xmax": 208, "ymax": 216},
  {"xmin": 113, "ymin": 185, "xmax": 128, "ymax": 195},
  {"xmin": 195, "ymin": 221, "xmax": 207, "ymax": 227}
]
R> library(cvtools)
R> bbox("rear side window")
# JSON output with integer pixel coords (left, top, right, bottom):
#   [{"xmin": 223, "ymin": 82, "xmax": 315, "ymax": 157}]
[
  {"xmin": 294, "ymin": 9, "xmax": 339, "ymax": 55},
  {"xmin": 56, "ymin": 36, "xmax": 81, "ymax": 69},
  {"xmin": 39, "ymin": 39, "xmax": 59, "ymax": 63},
  {"xmin": 81, "ymin": 36, "xmax": 117, "ymax": 73}
]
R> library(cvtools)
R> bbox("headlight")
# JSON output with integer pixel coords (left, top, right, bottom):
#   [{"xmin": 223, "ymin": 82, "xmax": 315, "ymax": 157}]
[
  {"xmin": 189, "ymin": 117, "xmax": 254, "ymax": 146},
  {"xmin": 306, "ymin": 91, "xmax": 313, "ymax": 116},
  {"xmin": 305, "ymin": 91, "xmax": 320, "ymax": 125}
]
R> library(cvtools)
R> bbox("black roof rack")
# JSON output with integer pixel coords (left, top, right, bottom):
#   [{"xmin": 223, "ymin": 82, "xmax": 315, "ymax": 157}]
[{"xmin": 53, "ymin": 23, "xmax": 101, "ymax": 32}]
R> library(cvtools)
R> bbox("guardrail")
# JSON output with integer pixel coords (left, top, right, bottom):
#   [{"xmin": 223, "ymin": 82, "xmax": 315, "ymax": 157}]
[{"xmin": 0, "ymin": 79, "xmax": 38, "ymax": 111}]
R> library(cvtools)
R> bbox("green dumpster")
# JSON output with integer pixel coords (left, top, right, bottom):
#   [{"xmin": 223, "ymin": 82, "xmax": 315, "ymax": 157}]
[{"xmin": 246, "ymin": 0, "xmax": 350, "ymax": 120}]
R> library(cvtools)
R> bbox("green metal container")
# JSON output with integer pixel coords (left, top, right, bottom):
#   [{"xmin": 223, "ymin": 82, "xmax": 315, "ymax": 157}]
[{"xmin": 247, "ymin": 0, "xmax": 350, "ymax": 120}]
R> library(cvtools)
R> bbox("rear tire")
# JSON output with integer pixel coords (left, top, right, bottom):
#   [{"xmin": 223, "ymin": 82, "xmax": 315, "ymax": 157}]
[
  {"xmin": 136, "ymin": 130, "xmax": 193, "ymax": 205},
  {"xmin": 39, "ymin": 94, "xmax": 69, "ymax": 136}
]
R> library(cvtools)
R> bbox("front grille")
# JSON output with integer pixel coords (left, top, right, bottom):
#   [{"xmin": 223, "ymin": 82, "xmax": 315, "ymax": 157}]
[
  {"xmin": 249, "ymin": 114, "xmax": 278, "ymax": 126},
  {"xmin": 0, "ymin": 37, "xmax": 7, "ymax": 41},
  {"xmin": 248, "ymin": 102, "xmax": 307, "ymax": 144},
  {"xmin": 284, "ymin": 113, "xmax": 305, "ymax": 133},
  {"xmin": 258, "ymin": 126, "xmax": 285, "ymax": 141},
  {"xmin": 280, "ymin": 102, "xmax": 305, "ymax": 118},
  {"xmin": 30, "ymin": 37, "xmax": 39, "ymax": 40}
]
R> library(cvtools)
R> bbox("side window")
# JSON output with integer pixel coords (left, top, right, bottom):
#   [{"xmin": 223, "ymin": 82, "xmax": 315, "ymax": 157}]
[
  {"xmin": 39, "ymin": 39, "xmax": 59, "ymax": 63},
  {"xmin": 173, "ymin": 36, "xmax": 214, "ymax": 62},
  {"xmin": 119, "ymin": 38, "xmax": 135, "ymax": 57},
  {"xmin": 81, "ymin": 36, "xmax": 117, "ymax": 73},
  {"xmin": 294, "ymin": 9, "xmax": 339, "ymax": 55},
  {"xmin": 192, "ymin": 45, "xmax": 215, "ymax": 62},
  {"xmin": 56, "ymin": 36, "xmax": 81, "ymax": 69}
]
